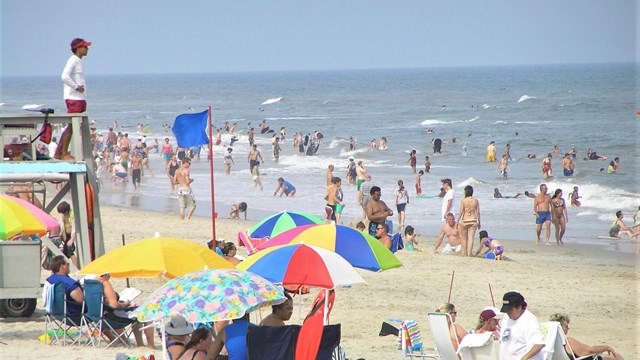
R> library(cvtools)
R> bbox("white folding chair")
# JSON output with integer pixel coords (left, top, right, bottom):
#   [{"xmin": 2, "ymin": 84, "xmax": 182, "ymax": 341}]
[{"xmin": 426, "ymin": 312, "xmax": 460, "ymax": 360}]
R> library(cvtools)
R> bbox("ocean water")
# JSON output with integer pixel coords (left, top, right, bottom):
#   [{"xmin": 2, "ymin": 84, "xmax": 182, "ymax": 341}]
[{"xmin": 1, "ymin": 63, "xmax": 638, "ymax": 251}]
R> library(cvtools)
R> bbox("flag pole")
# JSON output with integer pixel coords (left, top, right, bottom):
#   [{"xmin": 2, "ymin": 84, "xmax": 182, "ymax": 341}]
[{"xmin": 208, "ymin": 106, "xmax": 216, "ymax": 242}]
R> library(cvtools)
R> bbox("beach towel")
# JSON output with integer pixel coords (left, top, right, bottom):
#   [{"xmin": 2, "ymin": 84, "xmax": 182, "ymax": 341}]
[{"xmin": 396, "ymin": 320, "xmax": 422, "ymax": 352}]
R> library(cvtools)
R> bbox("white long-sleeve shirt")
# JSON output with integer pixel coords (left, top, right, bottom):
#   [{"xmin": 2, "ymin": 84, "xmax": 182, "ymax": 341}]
[{"xmin": 61, "ymin": 55, "xmax": 86, "ymax": 100}]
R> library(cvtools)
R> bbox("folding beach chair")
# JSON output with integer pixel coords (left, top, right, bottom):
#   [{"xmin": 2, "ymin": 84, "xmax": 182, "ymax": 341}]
[
  {"xmin": 246, "ymin": 324, "xmax": 342, "ymax": 360},
  {"xmin": 457, "ymin": 332, "xmax": 499, "ymax": 360},
  {"xmin": 237, "ymin": 231, "xmax": 268, "ymax": 255},
  {"xmin": 44, "ymin": 282, "xmax": 84, "ymax": 346},
  {"xmin": 427, "ymin": 312, "xmax": 461, "ymax": 360},
  {"xmin": 81, "ymin": 279, "xmax": 133, "ymax": 348},
  {"xmin": 543, "ymin": 322, "xmax": 600, "ymax": 360},
  {"xmin": 391, "ymin": 233, "xmax": 405, "ymax": 253}
]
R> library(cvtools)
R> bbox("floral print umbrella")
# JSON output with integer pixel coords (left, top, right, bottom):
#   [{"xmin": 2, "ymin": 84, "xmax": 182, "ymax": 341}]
[{"xmin": 132, "ymin": 269, "xmax": 285, "ymax": 323}]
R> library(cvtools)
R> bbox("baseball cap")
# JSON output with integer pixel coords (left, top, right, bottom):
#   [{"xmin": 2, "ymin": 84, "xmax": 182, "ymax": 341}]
[
  {"xmin": 500, "ymin": 291, "xmax": 526, "ymax": 313},
  {"xmin": 479, "ymin": 309, "xmax": 501, "ymax": 322},
  {"xmin": 348, "ymin": 156, "xmax": 355, "ymax": 160},
  {"xmin": 71, "ymin": 38, "xmax": 92, "ymax": 50}
]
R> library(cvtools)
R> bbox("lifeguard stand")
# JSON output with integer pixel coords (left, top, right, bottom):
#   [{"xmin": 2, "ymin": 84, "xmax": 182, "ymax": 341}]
[{"xmin": 0, "ymin": 112, "xmax": 105, "ymax": 267}]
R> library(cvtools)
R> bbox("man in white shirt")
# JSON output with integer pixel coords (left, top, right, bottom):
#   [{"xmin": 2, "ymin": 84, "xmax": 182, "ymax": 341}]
[
  {"xmin": 56, "ymin": 38, "xmax": 91, "ymax": 161},
  {"xmin": 441, "ymin": 178, "xmax": 455, "ymax": 221},
  {"xmin": 499, "ymin": 291, "xmax": 545, "ymax": 360}
]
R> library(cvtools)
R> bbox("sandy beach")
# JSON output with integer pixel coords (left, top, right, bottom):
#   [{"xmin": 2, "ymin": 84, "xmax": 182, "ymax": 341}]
[{"xmin": 1, "ymin": 204, "xmax": 638, "ymax": 359}]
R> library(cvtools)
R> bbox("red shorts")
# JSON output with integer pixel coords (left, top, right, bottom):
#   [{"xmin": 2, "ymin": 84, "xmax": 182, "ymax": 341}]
[{"xmin": 65, "ymin": 100, "xmax": 87, "ymax": 113}]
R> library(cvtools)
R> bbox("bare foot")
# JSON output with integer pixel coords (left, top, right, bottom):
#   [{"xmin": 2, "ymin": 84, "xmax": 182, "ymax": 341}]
[
  {"xmin": 545, "ymin": 242, "xmax": 551, "ymax": 246},
  {"xmin": 61, "ymin": 154, "xmax": 76, "ymax": 161}
]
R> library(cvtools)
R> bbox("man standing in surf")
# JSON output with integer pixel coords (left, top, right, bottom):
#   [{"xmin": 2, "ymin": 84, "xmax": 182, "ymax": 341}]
[
  {"xmin": 533, "ymin": 184, "xmax": 552, "ymax": 246},
  {"xmin": 57, "ymin": 38, "xmax": 91, "ymax": 160}
]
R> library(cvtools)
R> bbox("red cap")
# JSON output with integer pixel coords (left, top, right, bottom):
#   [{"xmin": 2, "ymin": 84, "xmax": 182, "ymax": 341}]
[{"xmin": 71, "ymin": 38, "xmax": 92, "ymax": 50}]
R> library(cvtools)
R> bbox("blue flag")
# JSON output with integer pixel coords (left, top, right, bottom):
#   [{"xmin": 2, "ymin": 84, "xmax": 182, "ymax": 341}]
[{"xmin": 172, "ymin": 110, "xmax": 210, "ymax": 148}]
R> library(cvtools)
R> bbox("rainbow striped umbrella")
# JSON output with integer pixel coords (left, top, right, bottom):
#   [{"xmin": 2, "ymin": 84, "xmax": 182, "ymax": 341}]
[
  {"xmin": 0, "ymin": 195, "xmax": 59, "ymax": 239},
  {"xmin": 249, "ymin": 211, "xmax": 323, "ymax": 239},
  {"xmin": 237, "ymin": 244, "xmax": 365, "ymax": 289},
  {"xmin": 255, "ymin": 224, "xmax": 402, "ymax": 272}
]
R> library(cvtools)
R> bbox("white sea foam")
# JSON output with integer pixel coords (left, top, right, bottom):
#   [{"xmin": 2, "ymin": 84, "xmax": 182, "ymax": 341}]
[
  {"xmin": 264, "ymin": 116, "xmax": 330, "ymax": 121},
  {"xmin": 262, "ymin": 97, "xmax": 283, "ymax": 105},
  {"xmin": 517, "ymin": 95, "xmax": 536, "ymax": 103},
  {"xmin": 421, "ymin": 116, "xmax": 479, "ymax": 126},
  {"xmin": 494, "ymin": 120, "xmax": 509, "ymax": 124},
  {"xmin": 457, "ymin": 177, "xmax": 487, "ymax": 187},
  {"xmin": 21, "ymin": 104, "xmax": 45, "ymax": 110}
]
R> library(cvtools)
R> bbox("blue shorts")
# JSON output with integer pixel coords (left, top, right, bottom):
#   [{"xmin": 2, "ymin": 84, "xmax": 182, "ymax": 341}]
[
  {"xmin": 536, "ymin": 211, "xmax": 551, "ymax": 224},
  {"xmin": 396, "ymin": 203, "xmax": 406, "ymax": 213},
  {"xmin": 563, "ymin": 169, "xmax": 573, "ymax": 176}
]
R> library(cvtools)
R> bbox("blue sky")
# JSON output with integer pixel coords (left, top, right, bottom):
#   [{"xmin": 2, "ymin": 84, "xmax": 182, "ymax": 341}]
[{"xmin": 1, "ymin": 1, "xmax": 637, "ymax": 76}]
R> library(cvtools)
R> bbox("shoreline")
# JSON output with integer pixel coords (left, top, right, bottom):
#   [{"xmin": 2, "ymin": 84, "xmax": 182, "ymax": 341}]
[{"xmin": 0, "ymin": 204, "xmax": 638, "ymax": 359}]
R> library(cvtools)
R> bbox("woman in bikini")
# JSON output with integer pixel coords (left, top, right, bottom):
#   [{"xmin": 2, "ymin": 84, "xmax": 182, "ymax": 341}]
[
  {"xmin": 178, "ymin": 327, "xmax": 212, "ymax": 360},
  {"xmin": 457, "ymin": 185, "xmax": 481, "ymax": 257},
  {"xmin": 551, "ymin": 189, "xmax": 568, "ymax": 245}
]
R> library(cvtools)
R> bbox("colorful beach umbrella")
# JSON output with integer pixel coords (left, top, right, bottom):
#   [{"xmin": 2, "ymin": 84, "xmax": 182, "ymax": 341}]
[
  {"xmin": 236, "ymin": 244, "xmax": 366, "ymax": 289},
  {"xmin": 132, "ymin": 269, "xmax": 285, "ymax": 323},
  {"xmin": 78, "ymin": 237, "xmax": 233, "ymax": 279},
  {"xmin": 0, "ymin": 195, "xmax": 59, "ymax": 239},
  {"xmin": 249, "ymin": 211, "xmax": 323, "ymax": 239},
  {"xmin": 255, "ymin": 224, "xmax": 402, "ymax": 272}
]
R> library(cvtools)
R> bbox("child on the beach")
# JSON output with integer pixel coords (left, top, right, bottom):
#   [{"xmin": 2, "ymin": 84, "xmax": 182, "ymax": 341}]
[
  {"xmin": 569, "ymin": 186, "xmax": 581, "ymax": 207},
  {"xmin": 475, "ymin": 230, "xmax": 504, "ymax": 260},
  {"xmin": 224, "ymin": 147, "xmax": 234, "ymax": 175},
  {"xmin": 252, "ymin": 163, "xmax": 263, "ymax": 191},
  {"xmin": 424, "ymin": 156, "xmax": 431, "ymax": 173},
  {"xmin": 229, "ymin": 202, "xmax": 247, "ymax": 220},
  {"xmin": 415, "ymin": 170, "xmax": 424, "ymax": 195},
  {"xmin": 355, "ymin": 221, "xmax": 366, "ymax": 232},
  {"xmin": 403, "ymin": 225, "xmax": 422, "ymax": 251}
]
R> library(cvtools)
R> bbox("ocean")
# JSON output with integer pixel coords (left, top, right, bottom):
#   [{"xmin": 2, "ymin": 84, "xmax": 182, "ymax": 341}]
[{"xmin": 2, "ymin": 63, "xmax": 638, "ymax": 252}]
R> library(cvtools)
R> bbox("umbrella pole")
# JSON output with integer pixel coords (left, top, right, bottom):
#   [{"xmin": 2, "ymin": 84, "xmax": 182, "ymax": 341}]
[
  {"xmin": 323, "ymin": 288, "xmax": 330, "ymax": 325},
  {"xmin": 298, "ymin": 287, "xmax": 302, "ymax": 324},
  {"xmin": 122, "ymin": 234, "xmax": 130, "ymax": 288},
  {"xmin": 161, "ymin": 319, "xmax": 167, "ymax": 360}
]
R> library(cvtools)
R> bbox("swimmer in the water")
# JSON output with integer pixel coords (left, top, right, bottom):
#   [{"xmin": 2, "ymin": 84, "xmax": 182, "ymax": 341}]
[{"xmin": 494, "ymin": 188, "xmax": 523, "ymax": 199}]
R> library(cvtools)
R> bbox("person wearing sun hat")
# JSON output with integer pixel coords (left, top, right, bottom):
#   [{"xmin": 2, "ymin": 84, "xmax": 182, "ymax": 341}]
[
  {"xmin": 57, "ymin": 37, "xmax": 92, "ymax": 161},
  {"xmin": 165, "ymin": 315, "xmax": 195, "ymax": 360},
  {"xmin": 498, "ymin": 291, "xmax": 545, "ymax": 360}
]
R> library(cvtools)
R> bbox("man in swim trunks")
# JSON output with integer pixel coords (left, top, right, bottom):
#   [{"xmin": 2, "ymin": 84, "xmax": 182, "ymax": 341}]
[
  {"xmin": 274, "ymin": 177, "xmax": 296, "ymax": 197},
  {"xmin": 356, "ymin": 160, "xmax": 367, "ymax": 191},
  {"xmin": 365, "ymin": 186, "xmax": 393, "ymax": 237},
  {"xmin": 248, "ymin": 144, "xmax": 264, "ymax": 172},
  {"xmin": 174, "ymin": 157, "xmax": 196, "ymax": 220},
  {"xmin": 432, "ymin": 213, "xmax": 463, "ymax": 255},
  {"xmin": 533, "ymin": 184, "xmax": 552, "ymax": 245},
  {"xmin": 561, "ymin": 153, "xmax": 574, "ymax": 177}
]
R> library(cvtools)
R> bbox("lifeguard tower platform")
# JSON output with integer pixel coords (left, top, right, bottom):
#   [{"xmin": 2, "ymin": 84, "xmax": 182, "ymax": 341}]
[{"xmin": 0, "ymin": 112, "xmax": 104, "ymax": 317}]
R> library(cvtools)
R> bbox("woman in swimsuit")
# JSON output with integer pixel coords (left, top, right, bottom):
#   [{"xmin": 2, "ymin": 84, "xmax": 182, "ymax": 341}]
[
  {"xmin": 609, "ymin": 211, "xmax": 638, "ymax": 239},
  {"xmin": 551, "ymin": 189, "xmax": 568, "ymax": 245},
  {"xmin": 541, "ymin": 154, "xmax": 552, "ymax": 178},
  {"xmin": 457, "ymin": 185, "xmax": 481, "ymax": 257},
  {"xmin": 178, "ymin": 327, "xmax": 212, "ymax": 360},
  {"xmin": 166, "ymin": 155, "xmax": 180, "ymax": 190}
]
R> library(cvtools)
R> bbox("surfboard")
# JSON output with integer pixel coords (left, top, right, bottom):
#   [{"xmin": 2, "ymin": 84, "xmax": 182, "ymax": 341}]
[{"xmin": 597, "ymin": 236, "xmax": 619, "ymax": 240}]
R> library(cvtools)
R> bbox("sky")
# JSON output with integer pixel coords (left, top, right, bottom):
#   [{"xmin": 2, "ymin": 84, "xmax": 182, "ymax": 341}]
[{"xmin": 1, "ymin": 0, "xmax": 637, "ymax": 76}]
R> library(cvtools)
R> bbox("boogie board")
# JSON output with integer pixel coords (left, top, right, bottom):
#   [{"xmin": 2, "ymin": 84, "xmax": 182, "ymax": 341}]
[{"xmin": 417, "ymin": 194, "xmax": 438, "ymax": 199}]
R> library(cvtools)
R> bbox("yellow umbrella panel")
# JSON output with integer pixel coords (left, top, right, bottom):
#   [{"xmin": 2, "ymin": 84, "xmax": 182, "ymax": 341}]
[{"xmin": 78, "ymin": 237, "xmax": 233, "ymax": 279}]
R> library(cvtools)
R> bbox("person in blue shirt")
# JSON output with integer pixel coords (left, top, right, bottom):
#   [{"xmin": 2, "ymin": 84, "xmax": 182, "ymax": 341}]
[
  {"xmin": 46, "ymin": 255, "xmax": 84, "ymax": 319},
  {"xmin": 273, "ymin": 177, "xmax": 296, "ymax": 197},
  {"xmin": 207, "ymin": 313, "xmax": 253, "ymax": 360}
]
